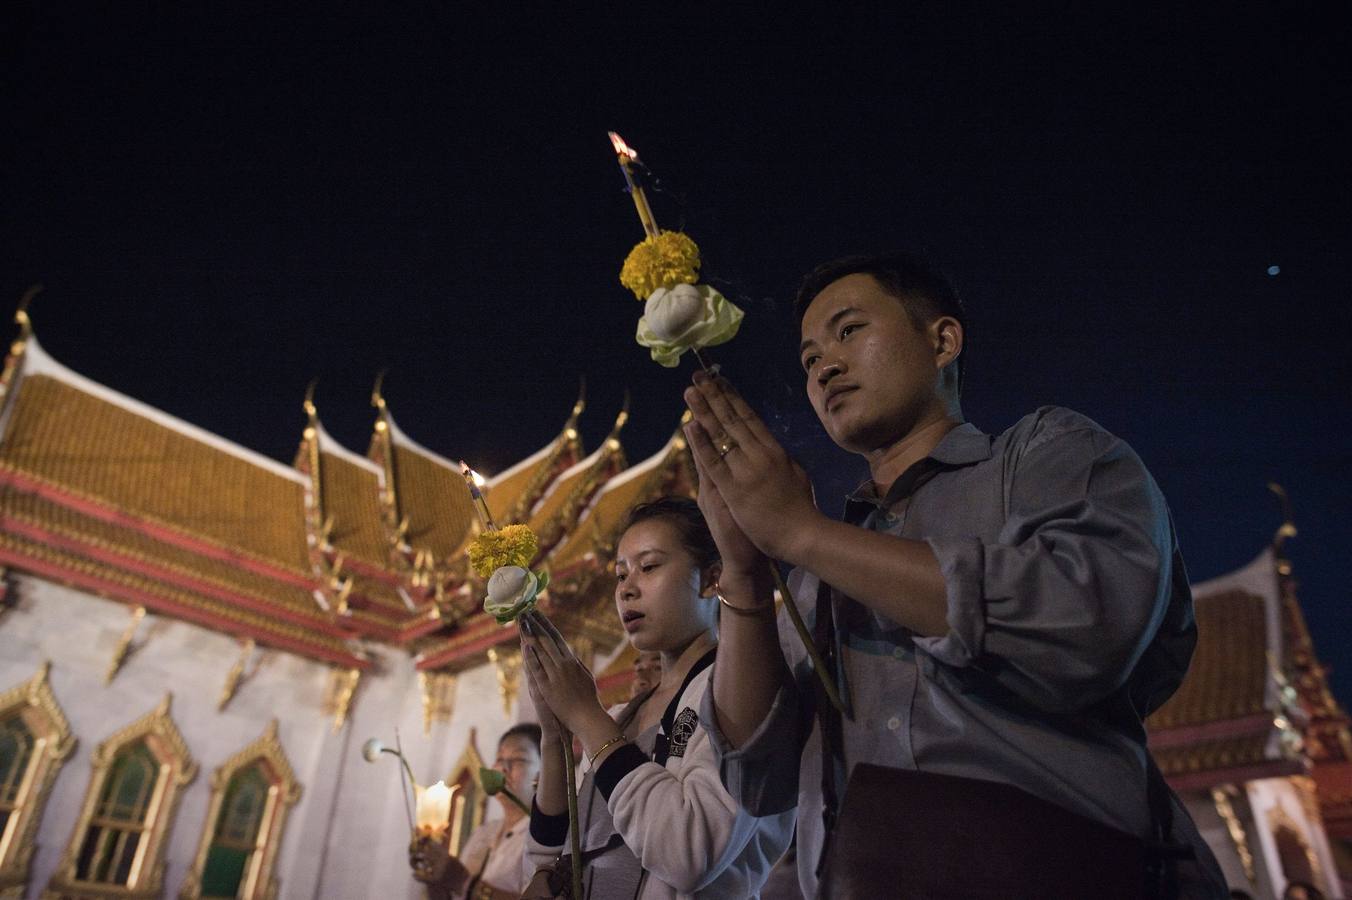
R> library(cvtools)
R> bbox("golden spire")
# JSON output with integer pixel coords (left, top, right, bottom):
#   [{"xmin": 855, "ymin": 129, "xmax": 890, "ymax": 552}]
[
  {"xmin": 8, "ymin": 284, "xmax": 40, "ymax": 362},
  {"xmin": 371, "ymin": 369, "xmax": 388, "ymax": 413},
  {"xmin": 565, "ymin": 376, "xmax": 587, "ymax": 432},
  {"xmin": 607, "ymin": 390, "xmax": 631, "ymax": 442},
  {"xmin": 1268, "ymin": 482, "xmax": 1297, "ymax": 555},
  {"xmin": 303, "ymin": 378, "xmax": 319, "ymax": 424}
]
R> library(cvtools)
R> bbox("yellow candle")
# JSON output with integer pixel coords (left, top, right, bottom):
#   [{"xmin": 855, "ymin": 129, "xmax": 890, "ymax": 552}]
[
  {"xmin": 460, "ymin": 462, "xmax": 498, "ymax": 532},
  {"xmin": 609, "ymin": 131, "xmax": 661, "ymax": 239}
]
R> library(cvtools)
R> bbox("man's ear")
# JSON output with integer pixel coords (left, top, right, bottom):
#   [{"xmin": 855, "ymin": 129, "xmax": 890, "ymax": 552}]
[
  {"xmin": 932, "ymin": 316, "xmax": 964, "ymax": 370},
  {"xmin": 700, "ymin": 562, "xmax": 723, "ymax": 597}
]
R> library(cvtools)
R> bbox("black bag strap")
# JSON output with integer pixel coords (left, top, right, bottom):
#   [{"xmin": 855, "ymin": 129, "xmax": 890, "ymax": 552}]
[{"xmin": 1143, "ymin": 753, "xmax": 1194, "ymax": 899}]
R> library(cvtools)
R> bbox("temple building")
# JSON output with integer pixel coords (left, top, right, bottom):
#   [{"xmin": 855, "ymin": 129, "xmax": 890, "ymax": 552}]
[{"xmin": 0, "ymin": 303, "xmax": 1346, "ymax": 899}]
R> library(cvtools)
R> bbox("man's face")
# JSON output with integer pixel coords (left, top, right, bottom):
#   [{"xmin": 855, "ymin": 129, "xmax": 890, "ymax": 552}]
[{"xmin": 799, "ymin": 273, "xmax": 947, "ymax": 454}]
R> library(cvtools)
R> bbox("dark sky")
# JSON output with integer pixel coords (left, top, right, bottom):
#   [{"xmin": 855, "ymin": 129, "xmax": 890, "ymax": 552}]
[{"xmin": 3, "ymin": 5, "xmax": 1349, "ymax": 698}]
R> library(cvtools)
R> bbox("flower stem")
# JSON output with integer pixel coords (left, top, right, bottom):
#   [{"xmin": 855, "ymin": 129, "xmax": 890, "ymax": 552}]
[
  {"xmin": 769, "ymin": 564, "xmax": 848, "ymax": 716},
  {"xmin": 561, "ymin": 739, "xmax": 583, "ymax": 900},
  {"xmin": 500, "ymin": 786, "xmax": 531, "ymax": 816}
]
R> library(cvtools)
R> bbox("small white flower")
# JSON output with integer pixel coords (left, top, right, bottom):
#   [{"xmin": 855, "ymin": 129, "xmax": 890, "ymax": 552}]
[{"xmin": 361, "ymin": 738, "xmax": 384, "ymax": 763}]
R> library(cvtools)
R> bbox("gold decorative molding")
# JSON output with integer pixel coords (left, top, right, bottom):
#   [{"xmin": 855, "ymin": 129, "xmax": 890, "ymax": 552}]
[
  {"xmin": 44, "ymin": 694, "xmax": 197, "ymax": 900},
  {"xmin": 178, "ymin": 719, "xmax": 302, "ymax": 900},
  {"xmin": 0, "ymin": 662, "xmax": 76, "ymax": 898},
  {"xmin": 218, "ymin": 638, "xmax": 258, "ymax": 712},
  {"xmin": 486, "ymin": 647, "xmax": 522, "ymax": 717},
  {"xmin": 323, "ymin": 668, "xmax": 361, "ymax": 733},
  {"xmin": 444, "ymin": 729, "xmax": 487, "ymax": 857},
  {"xmin": 104, "ymin": 605, "xmax": 147, "ymax": 685},
  {"xmin": 1211, "ymin": 784, "xmax": 1256, "ymax": 885},
  {"xmin": 417, "ymin": 671, "xmax": 457, "ymax": 736},
  {"xmin": 1264, "ymin": 800, "xmax": 1324, "ymax": 892},
  {"xmin": 0, "ymin": 287, "xmax": 39, "ymax": 408}
]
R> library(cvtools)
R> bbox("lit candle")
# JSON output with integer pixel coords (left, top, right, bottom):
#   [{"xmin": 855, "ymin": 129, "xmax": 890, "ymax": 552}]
[
  {"xmin": 459, "ymin": 462, "xmax": 498, "ymax": 532},
  {"xmin": 414, "ymin": 781, "xmax": 455, "ymax": 838},
  {"xmin": 608, "ymin": 131, "xmax": 661, "ymax": 239}
]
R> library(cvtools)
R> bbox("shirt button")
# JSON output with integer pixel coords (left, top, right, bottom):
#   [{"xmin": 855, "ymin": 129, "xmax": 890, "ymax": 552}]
[
  {"xmin": 892, "ymin": 647, "xmax": 906, "ymax": 660},
  {"xmin": 887, "ymin": 716, "xmax": 901, "ymax": 731}
]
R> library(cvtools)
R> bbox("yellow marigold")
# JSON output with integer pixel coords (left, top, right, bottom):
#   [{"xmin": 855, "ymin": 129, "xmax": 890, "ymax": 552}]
[
  {"xmin": 619, "ymin": 231, "xmax": 701, "ymax": 299},
  {"xmin": 468, "ymin": 524, "xmax": 539, "ymax": 578}
]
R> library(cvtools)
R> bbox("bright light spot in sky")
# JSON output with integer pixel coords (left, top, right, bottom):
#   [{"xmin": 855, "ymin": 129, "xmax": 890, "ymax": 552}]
[{"xmin": 1267, "ymin": 265, "xmax": 1281, "ymax": 276}]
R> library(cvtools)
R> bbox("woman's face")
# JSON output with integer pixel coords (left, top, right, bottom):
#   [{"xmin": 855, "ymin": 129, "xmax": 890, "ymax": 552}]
[
  {"xmin": 613, "ymin": 518, "xmax": 717, "ymax": 654},
  {"xmin": 493, "ymin": 735, "xmax": 541, "ymax": 803}
]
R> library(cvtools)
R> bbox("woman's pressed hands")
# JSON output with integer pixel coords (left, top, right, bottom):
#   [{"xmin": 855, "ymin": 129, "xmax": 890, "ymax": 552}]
[
  {"xmin": 682, "ymin": 372, "xmax": 819, "ymax": 563},
  {"xmin": 520, "ymin": 612, "xmax": 606, "ymax": 736}
]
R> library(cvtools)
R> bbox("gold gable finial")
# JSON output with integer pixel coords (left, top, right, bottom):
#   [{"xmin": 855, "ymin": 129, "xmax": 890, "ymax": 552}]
[
  {"xmin": 14, "ymin": 284, "xmax": 40, "ymax": 344},
  {"xmin": 1268, "ymin": 482, "xmax": 1297, "ymax": 553},
  {"xmin": 371, "ymin": 369, "xmax": 388, "ymax": 412},
  {"xmin": 303, "ymin": 377, "xmax": 319, "ymax": 423},
  {"xmin": 608, "ymin": 390, "xmax": 631, "ymax": 439},
  {"xmin": 566, "ymin": 376, "xmax": 587, "ymax": 429}
]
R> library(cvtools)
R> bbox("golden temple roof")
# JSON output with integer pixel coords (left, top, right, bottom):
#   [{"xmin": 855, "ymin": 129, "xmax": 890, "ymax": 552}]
[
  {"xmin": 1, "ymin": 340, "xmax": 311, "ymax": 574},
  {"xmin": 1147, "ymin": 588, "xmax": 1271, "ymax": 732},
  {"xmin": 311, "ymin": 421, "xmax": 389, "ymax": 570},
  {"xmin": 549, "ymin": 423, "xmax": 694, "ymax": 578}
]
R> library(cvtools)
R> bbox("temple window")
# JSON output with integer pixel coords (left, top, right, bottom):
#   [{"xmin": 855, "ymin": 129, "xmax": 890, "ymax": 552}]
[
  {"xmin": 74, "ymin": 741, "xmax": 158, "ymax": 883},
  {"xmin": 46, "ymin": 694, "xmax": 196, "ymax": 899},
  {"xmin": 179, "ymin": 719, "xmax": 302, "ymax": 900},
  {"xmin": 0, "ymin": 662, "xmax": 75, "ymax": 897}
]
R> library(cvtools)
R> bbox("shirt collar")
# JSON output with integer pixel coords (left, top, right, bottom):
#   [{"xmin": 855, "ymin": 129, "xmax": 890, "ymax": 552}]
[{"xmin": 843, "ymin": 421, "xmax": 992, "ymax": 513}]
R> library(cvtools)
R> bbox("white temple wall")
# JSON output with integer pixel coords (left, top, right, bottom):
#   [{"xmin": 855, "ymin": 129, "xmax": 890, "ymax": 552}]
[{"xmin": 0, "ymin": 573, "xmax": 528, "ymax": 900}]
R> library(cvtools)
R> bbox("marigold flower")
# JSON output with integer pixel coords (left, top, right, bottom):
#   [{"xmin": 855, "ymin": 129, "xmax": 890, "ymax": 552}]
[
  {"xmin": 619, "ymin": 231, "xmax": 701, "ymax": 299},
  {"xmin": 468, "ymin": 524, "xmax": 539, "ymax": 578}
]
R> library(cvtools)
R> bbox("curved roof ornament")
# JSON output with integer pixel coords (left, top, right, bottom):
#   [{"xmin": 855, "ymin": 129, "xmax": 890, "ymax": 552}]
[
  {"xmin": 608, "ymin": 389, "xmax": 631, "ymax": 440},
  {"xmin": 12, "ymin": 284, "xmax": 40, "ymax": 352},
  {"xmin": 303, "ymin": 377, "xmax": 320, "ymax": 423},
  {"xmin": 371, "ymin": 369, "xmax": 388, "ymax": 414},
  {"xmin": 1268, "ymin": 482, "xmax": 1297, "ymax": 555},
  {"xmin": 565, "ymin": 376, "xmax": 586, "ymax": 431}
]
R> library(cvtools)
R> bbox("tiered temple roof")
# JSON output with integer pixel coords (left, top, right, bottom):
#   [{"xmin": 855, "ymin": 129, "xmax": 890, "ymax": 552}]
[
  {"xmin": 0, "ymin": 312, "xmax": 693, "ymax": 678},
  {"xmin": 1145, "ymin": 506, "xmax": 1352, "ymax": 834}
]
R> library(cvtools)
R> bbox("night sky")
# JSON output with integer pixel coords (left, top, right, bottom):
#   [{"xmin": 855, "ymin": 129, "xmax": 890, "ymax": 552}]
[{"xmin": 3, "ymin": 6, "xmax": 1349, "ymax": 699}]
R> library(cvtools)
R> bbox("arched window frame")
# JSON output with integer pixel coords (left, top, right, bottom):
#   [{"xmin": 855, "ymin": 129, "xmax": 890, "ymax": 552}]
[
  {"xmin": 178, "ymin": 719, "xmax": 301, "ymax": 900},
  {"xmin": 45, "ymin": 694, "xmax": 196, "ymax": 899},
  {"xmin": 0, "ymin": 662, "xmax": 75, "ymax": 897}
]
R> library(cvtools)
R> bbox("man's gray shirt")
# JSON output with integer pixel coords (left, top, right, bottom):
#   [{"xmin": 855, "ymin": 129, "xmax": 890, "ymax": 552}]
[{"xmin": 701, "ymin": 407, "xmax": 1223, "ymax": 898}]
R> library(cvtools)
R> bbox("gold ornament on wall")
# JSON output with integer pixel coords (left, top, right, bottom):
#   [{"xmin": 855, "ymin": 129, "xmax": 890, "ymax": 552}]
[
  {"xmin": 322, "ymin": 668, "xmax": 361, "ymax": 733},
  {"xmin": 217, "ymin": 638, "xmax": 258, "ymax": 712},
  {"xmin": 1210, "ymin": 784, "xmax": 1256, "ymax": 885},
  {"xmin": 417, "ymin": 671, "xmax": 457, "ymax": 736},
  {"xmin": 486, "ymin": 647, "xmax": 522, "ymax": 717},
  {"xmin": 104, "ymin": 605, "xmax": 147, "ymax": 685}
]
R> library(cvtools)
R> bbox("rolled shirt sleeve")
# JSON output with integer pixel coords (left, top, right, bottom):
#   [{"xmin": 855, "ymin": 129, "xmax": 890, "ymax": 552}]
[{"xmin": 916, "ymin": 423, "xmax": 1175, "ymax": 715}]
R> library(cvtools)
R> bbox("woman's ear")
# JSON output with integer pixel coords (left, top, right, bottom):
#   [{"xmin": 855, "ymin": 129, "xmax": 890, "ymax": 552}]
[{"xmin": 700, "ymin": 562, "xmax": 723, "ymax": 598}]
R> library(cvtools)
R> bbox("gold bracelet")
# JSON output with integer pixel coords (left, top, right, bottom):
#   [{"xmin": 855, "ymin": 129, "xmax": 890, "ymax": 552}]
[
  {"xmin": 717, "ymin": 593, "xmax": 775, "ymax": 617},
  {"xmin": 588, "ymin": 733, "xmax": 628, "ymax": 766}
]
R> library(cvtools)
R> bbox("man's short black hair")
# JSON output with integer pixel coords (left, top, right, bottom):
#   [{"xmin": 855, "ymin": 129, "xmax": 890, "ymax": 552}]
[{"xmin": 794, "ymin": 251, "xmax": 967, "ymax": 387}]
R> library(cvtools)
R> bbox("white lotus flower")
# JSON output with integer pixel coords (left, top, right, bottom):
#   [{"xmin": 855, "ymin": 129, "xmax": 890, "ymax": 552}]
[{"xmin": 636, "ymin": 284, "xmax": 744, "ymax": 367}]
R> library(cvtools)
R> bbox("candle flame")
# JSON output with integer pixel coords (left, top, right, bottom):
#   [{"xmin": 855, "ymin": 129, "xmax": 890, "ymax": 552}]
[
  {"xmin": 459, "ymin": 461, "xmax": 487, "ymax": 489},
  {"xmin": 414, "ymin": 780, "xmax": 456, "ymax": 836},
  {"xmin": 608, "ymin": 131, "xmax": 639, "ymax": 162}
]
